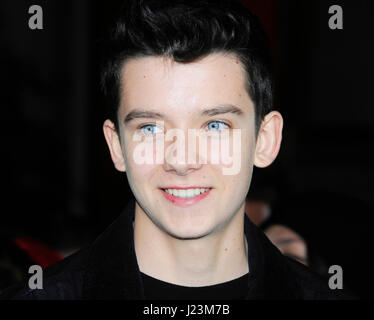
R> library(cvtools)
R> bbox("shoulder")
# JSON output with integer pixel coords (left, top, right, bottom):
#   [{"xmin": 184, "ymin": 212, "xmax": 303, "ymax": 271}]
[
  {"xmin": 0, "ymin": 246, "xmax": 91, "ymax": 300},
  {"xmin": 282, "ymin": 255, "xmax": 357, "ymax": 300},
  {"xmin": 1, "ymin": 201, "xmax": 138, "ymax": 300},
  {"xmin": 251, "ymin": 223, "xmax": 358, "ymax": 300}
]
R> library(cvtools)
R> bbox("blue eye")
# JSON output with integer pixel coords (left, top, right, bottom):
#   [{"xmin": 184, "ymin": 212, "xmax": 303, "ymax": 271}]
[
  {"xmin": 139, "ymin": 124, "xmax": 163, "ymax": 135},
  {"xmin": 205, "ymin": 121, "xmax": 230, "ymax": 131}
]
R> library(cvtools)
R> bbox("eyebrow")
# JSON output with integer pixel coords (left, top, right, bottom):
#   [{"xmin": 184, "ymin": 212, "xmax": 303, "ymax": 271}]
[
  {"xmin": 123, "ymin": 104, "xmax": 244, "ymax": 124},
  {"xmin": 124, "ymin": 110, "xmax": 164, "ymax": 124},
  {"xmin": 200, "ymin": 104, "xmax": 244, "ymax": 117}
]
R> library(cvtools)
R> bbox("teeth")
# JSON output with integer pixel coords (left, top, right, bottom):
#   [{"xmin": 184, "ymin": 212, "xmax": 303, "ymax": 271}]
[{"xmin": 163, "ymin": 188, "xmax": 210, "ymax": 198}]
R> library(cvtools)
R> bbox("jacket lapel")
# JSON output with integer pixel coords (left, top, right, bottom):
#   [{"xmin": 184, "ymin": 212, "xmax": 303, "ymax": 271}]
[{"xmin": 82, "ymin": 198, "xmax": 145, "ymax": 299}]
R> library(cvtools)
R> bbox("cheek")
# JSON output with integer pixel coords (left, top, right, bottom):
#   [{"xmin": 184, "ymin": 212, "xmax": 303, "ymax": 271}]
[
  {"xmin": 216, "ymin": 130, "xmax": 254, "ymax": 176},
  {"xmin": 241, "ymin": 130, "xmax": 256, "ymax": 162},
  {"xmin": 123, "ymin": 132, "xmax": 158, "ymax": 166},
  {"xmin": 126, "ymin": 151, "xmax": 158, "ymax": 180},
  {"xmin": 121, "ymin": 137, "xmax": 157, "ymax": 181},
  {"xmin": 125, "ymin": 161, "xmax": 159, "ymax": 200}
]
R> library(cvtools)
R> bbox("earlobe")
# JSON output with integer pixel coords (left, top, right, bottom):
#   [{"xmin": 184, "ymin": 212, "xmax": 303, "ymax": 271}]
[
  {"xmin": 103, "ymin": 119, "xmax": 126, "ymax": 172},
  {"xmin": 254, "ymin": 111, "xmax": 283, "ymax": 168}
]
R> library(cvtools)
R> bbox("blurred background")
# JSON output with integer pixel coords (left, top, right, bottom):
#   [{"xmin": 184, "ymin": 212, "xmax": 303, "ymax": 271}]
[{"xmin": 0, "ymin": 0, "xmax": 373, "ymax": 298}]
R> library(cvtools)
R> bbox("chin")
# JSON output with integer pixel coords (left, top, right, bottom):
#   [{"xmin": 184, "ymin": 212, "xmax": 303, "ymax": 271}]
[
  {"xmin": 165, "ymin": 222, "xmax": 214, "ymax": 240},
  {"xmin": 169, "ymin": 231, "xmax": 209, "ymax": 240}
]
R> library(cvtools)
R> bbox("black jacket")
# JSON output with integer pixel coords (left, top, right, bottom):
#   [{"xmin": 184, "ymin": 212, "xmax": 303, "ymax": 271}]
[{"xmin": 0, "ymin": 198, "xmax": 355, "ymax": 300}]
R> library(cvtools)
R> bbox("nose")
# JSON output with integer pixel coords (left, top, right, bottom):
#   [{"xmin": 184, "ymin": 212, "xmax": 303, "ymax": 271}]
[{"xmin": 162, "ymin": 131, "xmax": 203, "ymax": 175}]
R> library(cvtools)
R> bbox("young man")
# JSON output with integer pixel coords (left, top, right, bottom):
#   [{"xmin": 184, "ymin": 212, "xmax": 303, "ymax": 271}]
[{"xmin": 1, "ymin": 0, "xmax": 354, "ymax": 300}]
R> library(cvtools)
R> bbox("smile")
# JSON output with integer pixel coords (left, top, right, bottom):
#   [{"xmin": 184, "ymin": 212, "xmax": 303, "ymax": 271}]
[{"xmin": 160, "ymin": 187, "xmax": 212, "ymax": 206}]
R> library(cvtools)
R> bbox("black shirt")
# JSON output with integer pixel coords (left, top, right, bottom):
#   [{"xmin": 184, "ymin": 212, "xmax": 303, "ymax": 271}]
[{"xmin": 141, "ymin": 272, "xmax": 249, "ymax": 300}]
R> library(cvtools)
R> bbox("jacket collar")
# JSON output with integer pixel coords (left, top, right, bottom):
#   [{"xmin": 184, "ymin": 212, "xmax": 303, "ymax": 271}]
[{"xmin": 82, "ymin": 197, "xmax": 296, "ymax": 299}]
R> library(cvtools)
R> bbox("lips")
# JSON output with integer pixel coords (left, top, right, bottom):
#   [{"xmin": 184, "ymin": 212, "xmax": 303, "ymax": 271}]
[
  {"xmin": 160, "ymin": 187, "xmax": 212, "ymax": 207},
  {"xmin": 160, "ymin": 186, "xmax": 212, "ymax": 190}
]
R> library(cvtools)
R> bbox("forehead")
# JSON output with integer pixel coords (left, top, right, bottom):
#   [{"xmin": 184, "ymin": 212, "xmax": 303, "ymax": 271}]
[{"xmin": 119, "ymin": 53, "xmax": 251, "ymax": 115}]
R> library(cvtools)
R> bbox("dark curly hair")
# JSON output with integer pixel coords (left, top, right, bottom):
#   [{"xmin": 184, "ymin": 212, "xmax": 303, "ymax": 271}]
[{"xmin": 100, "ymin": 0, "xmax": 274, "ymax": 135}]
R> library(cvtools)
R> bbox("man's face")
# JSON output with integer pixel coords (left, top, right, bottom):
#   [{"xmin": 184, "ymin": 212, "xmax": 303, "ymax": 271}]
[{"xmin": 110, "ymin": 53, "xmax": 259, "ymax": 239}]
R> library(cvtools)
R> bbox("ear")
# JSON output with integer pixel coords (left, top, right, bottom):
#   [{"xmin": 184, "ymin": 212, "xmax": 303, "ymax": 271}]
[
  {"xmin": 103, "ymin": 119, "xmax": 126, "ymax": 172},
  {"xmin": 254, "ymin": 111, "xmax": 283, "ymax": 168}
]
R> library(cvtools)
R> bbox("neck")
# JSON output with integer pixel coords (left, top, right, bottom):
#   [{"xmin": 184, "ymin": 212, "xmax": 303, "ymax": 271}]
[{"xmin": 133, "ymin": 203, "xmax": 249, "ymax": 287}]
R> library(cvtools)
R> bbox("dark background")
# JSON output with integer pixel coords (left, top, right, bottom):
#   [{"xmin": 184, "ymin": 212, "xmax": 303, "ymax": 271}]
[{"xmin": 1, "ymin": 0, "xmax": 373, "ymax": 298}]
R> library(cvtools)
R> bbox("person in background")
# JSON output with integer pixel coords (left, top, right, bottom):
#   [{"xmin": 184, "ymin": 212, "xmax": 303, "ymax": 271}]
[
  {"xmin": 245, "ymin": 194, "xmax": 308, "ymax": 266},
  {"xmin": 245, "ymin": 191, "xmax": 331, "ymax": 274},
  {"xmin": 264, "ymin": 225, "xmax": 308, "ymax": 266}
]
